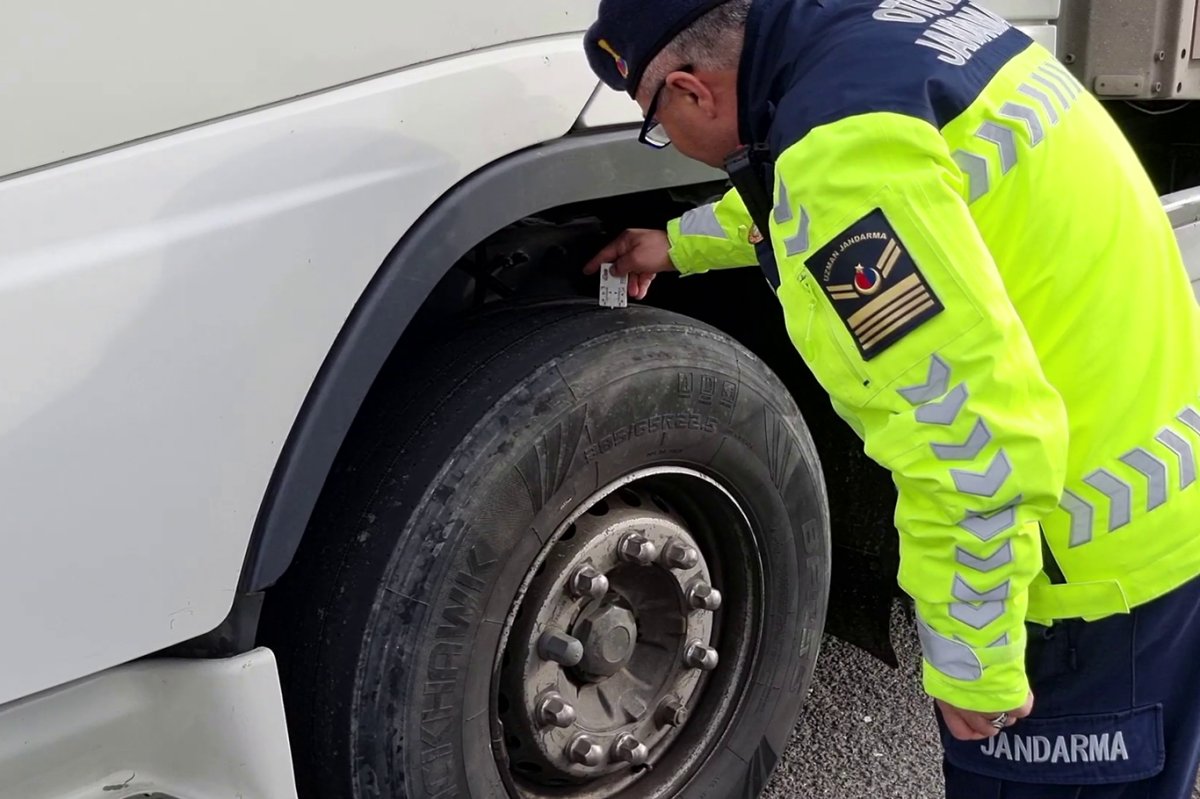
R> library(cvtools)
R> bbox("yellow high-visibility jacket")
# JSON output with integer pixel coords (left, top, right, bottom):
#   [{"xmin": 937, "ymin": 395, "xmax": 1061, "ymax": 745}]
[{"xmin": 667, "ymin": 0, "xmax": 1200, "ymax": 711}]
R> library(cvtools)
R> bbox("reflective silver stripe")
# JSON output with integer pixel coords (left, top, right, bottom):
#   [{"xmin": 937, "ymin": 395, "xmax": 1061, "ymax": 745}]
[
  {"xmin": 1179, "ymin": 407, "xmax": 1200, "ymax": 436},
  {"xmin": 950, "ymin": 604, "xmax": 1008, "ymax": 628},
  {"xmin": 1018, "ymin": 82, "xmax": 1059, "ymax": 124},
  {"xmin": 917, "ymin": 616, "xmax": 982, "ymax": 681},
  {"xmin": 783, "ymin": 206, "xmax": 810, "ymax": 257},
  {"xmin": 932, "ymin": 418, "xmax": 992, "ymax": 461},
  {"xmin": 899, "ymin": 355, "xmax": 951, "ymax": 405},
  {"xmin": 915, "ymin": 383, "xmax": 968, "ymax": 425},
  {"xmin": 774, "ymin": 181, "xmax": 792, "ymax": 224},
  {"xmin": 679, "ymin": 204, "xmax": 728, "ymax": 239},
  {"xmin": 950, "ymin": 599, "xmax": 1006, "ymax": 629},
  {"xmin": 1030, "ymin": 71, "xmax": 1071, "ymax": 111},
  {"xmin": 952, "ymin": 149, "xmax": 990, "ymax": 203},
  {"xmin": 950, "ymin": 575, "xmax": 1009, "ymax": 629},
  {"xmin": 998, "ymin": 101, "xmax": 1045, "ymax": 146},
  {"xmin": 1059, "ymin": 64, "xmax": 1086, "ymax": 98},
  {"xmin": 951, "ymin": 451, "xmax": 1012, "ymax": 497},
  {"xmin": 988, "ymin": 632, "xmax": 1009, "ymax": 648},
  {"xmin": 1041, "ymin": 60, "xmax": 1079, "ymax": 89},
  {"xmin": 1156, "ymin": 428, "xmax": 1196, "ymax": 489},
  {"xmin": 955, "ymin": 540, "xmax": 1013, "ymax": 573},
  {"xmin": 959, "ymin": 496, "xmax": 1021, "ymax": 542},
  {"xmin": 1053, "ymin": 404, "xmax": 1200, "ymax": 548},
  {"xmin": 1119, "ymin": 448, "xmax": 1168, "ymax": 511},
  {"xmin": 953, "ymin": 575, "xmax": 1010, "ymax": 602},
  {"xmin": 1083, "ymin": 469, "xmax": 1132, "ymax": 531},
  {"xmin": 1060, "ymin": 489, "xmax": 1095, "ymax": 548},
  {"xmin": 1038, "ymin": 62, "xmax": 1080, "ymax": 101},
  {"xmin": 975, "ymin": 121, "xmax": 1017, "ymax": 174}
]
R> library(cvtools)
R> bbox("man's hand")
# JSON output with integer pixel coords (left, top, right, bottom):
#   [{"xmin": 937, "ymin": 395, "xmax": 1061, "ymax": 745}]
[
  {"xmin": 938, "ymin": 693, "xmax": 1035, "ymax": 741},
  {"xmin": 584, "ymin": 229, "xmax": 677, "ymax": 301}
]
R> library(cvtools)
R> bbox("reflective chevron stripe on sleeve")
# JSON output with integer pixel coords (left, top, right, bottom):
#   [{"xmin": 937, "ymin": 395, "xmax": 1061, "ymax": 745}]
[
  {"xmin": 952, "ymin": 452, "xmax": 1012, "ymax": 496},
  {"xmin": 897, "ymin": 355, "xmax": 950, "ymax": 404},
  {"xmin": 951, "ymin": 576, "xmax": 1010, "ymax": 629},
  {"xmin": 898, "ymin": 355, "xmax": 1020, "ymax": 646},
  {"xmin": 917, "ymin": 616, "xmax": 982, "ymax": 681},
  {"xmin": 916, "ymin": 384, "xmax": 968, "ymax": 425},
  {"xmin": 959, "ymin": 497, "xmax": 1021, "ymax": 542},
  {"xmin": 774, "ymin": 180, "xmax": 810, "ymax": 257},
  {"xmin": 932, "ymin": 418, "xmax": 992, "ymax": 460},
  {"xmin": 679, "ymin": 204, "xmax": 728, "ymax": 239},
  {"xmin": 955, "ymin": 540, "xmax": 1014, "ymax": 573}
]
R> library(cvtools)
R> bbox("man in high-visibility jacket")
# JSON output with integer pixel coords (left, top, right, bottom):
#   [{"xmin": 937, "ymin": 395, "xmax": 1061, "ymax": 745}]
[{"xmin": 582, "ymin": 0, "xmax": 1200, "ymax": 795}]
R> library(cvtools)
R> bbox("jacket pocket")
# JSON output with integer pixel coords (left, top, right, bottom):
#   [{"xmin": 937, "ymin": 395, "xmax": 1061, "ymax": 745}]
[{"xmin": 939, "ymin": 704, "xmax": 1164, "ymax": 785}]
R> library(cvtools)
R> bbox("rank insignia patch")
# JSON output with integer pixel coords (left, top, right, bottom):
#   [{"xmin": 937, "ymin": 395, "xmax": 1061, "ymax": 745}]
[{"xmin": 804, "ymin": 209, "xmax": 943, "ymax": 360}]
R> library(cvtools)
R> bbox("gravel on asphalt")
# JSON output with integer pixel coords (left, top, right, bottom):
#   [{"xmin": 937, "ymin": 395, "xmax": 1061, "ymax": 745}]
[{"xmin": 762, "ymin": 603, "xmax": 1200, "ymax": 799}]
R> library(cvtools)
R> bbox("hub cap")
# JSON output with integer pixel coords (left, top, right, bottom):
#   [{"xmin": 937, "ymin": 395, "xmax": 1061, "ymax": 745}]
[{"xmin": 499, "ymin": 486, "xmax": 722, "ymax": 785}]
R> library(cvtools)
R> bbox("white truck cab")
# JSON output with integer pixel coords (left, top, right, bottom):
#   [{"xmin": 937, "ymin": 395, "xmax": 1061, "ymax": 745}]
[{"xmin": 0, "ymin": 2, "xmax": 1197, "ymax": 798}]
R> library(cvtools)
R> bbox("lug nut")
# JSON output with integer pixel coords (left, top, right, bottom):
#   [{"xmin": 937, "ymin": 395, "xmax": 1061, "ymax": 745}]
[
  {"xmin": 684, "ymin": 640, "xmax": 719, "ymax": 671},
  {"xmin": 568, "ymin": 564, "xmax": 610, "ymax": 601},
  {"xmin": 661, "ymin": 539, "xmax": 700, "ymax": 570},
  {"xmin": 617, "ymin": 532, "xmax": 658, "ymax": 565},
  {"xmin": 568, "ymin": 734, "xmax": 604, "ymax": 767},
  {"xmin": 686, "ymin": 581, "xmax": 723, "ymax": 611},
  {"xmin": 537, "ymin": 692, "xmax": 577, "ymax": 728},
  {"xmin": 656, "ymin": 696, "xmax": 689, "ymax": 728},
  {"xmin": 612, "ymin": 733, "xmax": 650, "ymax": 766},
  {"xmin": 539, "ymin": 630, "xmax": 584, "ymax": 667}
]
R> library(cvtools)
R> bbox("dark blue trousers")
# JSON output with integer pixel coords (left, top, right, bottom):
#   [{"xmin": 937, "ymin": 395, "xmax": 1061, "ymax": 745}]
[{"xmin": 939, "ymin": 573, "xmax": 1200, "ymax": 798}]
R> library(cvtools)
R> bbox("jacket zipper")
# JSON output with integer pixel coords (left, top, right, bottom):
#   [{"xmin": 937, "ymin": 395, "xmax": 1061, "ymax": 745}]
[
  {"xmin": 801, "ymin": 279, "xmax": 871, "ymax": 388},
  {"xmin": 825, "ymin": 313, "xmax": 872, "ymax": 388}
]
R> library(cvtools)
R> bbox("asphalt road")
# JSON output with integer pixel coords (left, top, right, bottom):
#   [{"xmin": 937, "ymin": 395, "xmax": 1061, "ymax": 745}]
[{"xmin": 762, "ymin": 603, "xmax": 1200, "ymax": 799}]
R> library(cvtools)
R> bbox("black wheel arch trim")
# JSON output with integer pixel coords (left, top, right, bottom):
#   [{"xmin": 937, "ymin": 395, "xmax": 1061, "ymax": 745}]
[{"xmin": 240, "ymin": 129, "xmax": 723, "ymax": 592}]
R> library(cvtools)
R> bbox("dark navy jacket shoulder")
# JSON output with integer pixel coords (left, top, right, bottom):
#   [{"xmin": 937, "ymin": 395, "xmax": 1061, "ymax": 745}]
[{"xmin": 738, "ymin": 0, "xmax": 1035, "ymax": 157}]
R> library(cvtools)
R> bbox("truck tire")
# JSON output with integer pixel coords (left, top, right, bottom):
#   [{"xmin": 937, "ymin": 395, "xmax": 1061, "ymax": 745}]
[{"xmin": 261, "ymin": 301, "xmax": 830, "ymax": 799}]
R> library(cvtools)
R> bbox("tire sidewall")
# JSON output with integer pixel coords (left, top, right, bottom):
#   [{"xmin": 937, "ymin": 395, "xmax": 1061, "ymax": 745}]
[{"xmin": 356, "ymin": 322, "xmax": 829, "ymax": 799}]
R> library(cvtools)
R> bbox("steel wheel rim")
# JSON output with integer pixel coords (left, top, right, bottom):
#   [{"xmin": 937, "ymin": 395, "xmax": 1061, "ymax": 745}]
[{"xmin": 491, "ymin": 466, "xmax": 764, "ymax": 798}]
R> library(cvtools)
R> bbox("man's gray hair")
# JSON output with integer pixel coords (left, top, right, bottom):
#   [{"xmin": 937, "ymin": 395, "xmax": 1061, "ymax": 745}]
[{"xmin": 637, "ymin": 0, "xmax": 753, "ymax": 102}]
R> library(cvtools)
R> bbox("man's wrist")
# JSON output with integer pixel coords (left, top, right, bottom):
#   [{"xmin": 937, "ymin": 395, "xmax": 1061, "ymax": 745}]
[{"xmin": 923, "ymin": 659, "xmax": 1030, "ymax": 714}]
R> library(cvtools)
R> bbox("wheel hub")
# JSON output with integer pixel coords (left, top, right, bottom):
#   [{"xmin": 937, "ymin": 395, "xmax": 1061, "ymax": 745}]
[
  {"xmin": 498, "ymin": 488, "xmax": 721, "ymax": 785},
  {"xmin": 574, "ymin": 603, "xmax": 637, "ymax": 680}
]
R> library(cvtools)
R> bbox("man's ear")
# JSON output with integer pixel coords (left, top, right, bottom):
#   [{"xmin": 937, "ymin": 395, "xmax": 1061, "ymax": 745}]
[{"xmin": 666, "ymin": 71, "xmax": 716, "ymax": 116}]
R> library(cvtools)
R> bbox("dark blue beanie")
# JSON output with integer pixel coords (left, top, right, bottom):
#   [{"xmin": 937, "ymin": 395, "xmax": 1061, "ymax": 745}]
[{"xmin": 584, "ymin": 0, "xmax": 731, "ymax": 97}]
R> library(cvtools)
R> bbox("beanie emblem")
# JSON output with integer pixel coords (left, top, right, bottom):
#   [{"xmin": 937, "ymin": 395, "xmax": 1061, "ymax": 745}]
[{"xmin": 597, "ymin": 39, "xmax": 630, "ymax": 78}]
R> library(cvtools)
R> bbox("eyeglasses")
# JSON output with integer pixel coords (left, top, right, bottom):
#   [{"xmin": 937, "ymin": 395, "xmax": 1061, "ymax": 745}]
[{"xmin": 637, "ymin": 66, "xmax": 692, "ymax": 150}]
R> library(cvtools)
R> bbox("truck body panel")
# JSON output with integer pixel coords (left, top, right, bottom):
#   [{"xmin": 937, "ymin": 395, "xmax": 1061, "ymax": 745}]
[
  {"xmin": 0, "ymin": 1, "xmax": 595, "ymax": 178},
  {"xmin": 0, "ymin": 38, "xmax": 596, "ymax": 705},
  {"xmin": 0, "ymin": 649, "xmax": 296, "ymax": 799},
  {"xmin": 1165, "ymin": 186, "xmax": 1200, "ymax": 297}
]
